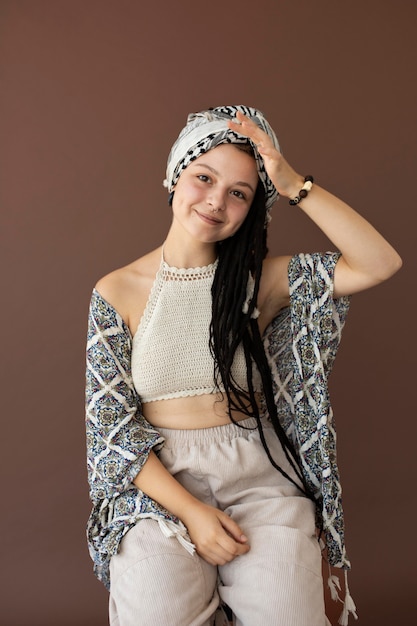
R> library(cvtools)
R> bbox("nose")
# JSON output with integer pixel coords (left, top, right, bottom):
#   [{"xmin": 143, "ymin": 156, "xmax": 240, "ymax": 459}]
[{"xmin": 207, "ymin": 188, "xmax": 226, "ymax": 212}]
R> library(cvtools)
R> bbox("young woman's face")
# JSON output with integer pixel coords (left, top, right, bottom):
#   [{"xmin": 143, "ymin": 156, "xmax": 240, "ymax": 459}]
[{"xmin": 171, "ymin": 143, "xmax": 259, "ymax": 244}]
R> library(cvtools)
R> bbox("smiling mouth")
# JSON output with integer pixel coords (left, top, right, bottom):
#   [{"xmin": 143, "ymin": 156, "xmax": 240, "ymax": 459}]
[{"xmin": 196, "ymin": 210, "xmax": 223, "ymax": 225}]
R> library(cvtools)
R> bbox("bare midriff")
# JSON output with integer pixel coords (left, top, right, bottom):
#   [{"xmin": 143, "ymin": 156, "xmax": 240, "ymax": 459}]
[{"xmin": 142, "ymin": 392, "xmax": 262, "ymax": 430}]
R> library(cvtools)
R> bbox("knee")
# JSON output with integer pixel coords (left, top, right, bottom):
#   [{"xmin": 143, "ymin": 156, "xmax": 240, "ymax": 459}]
[{"xmin": 109, "ymin": 522, "xmax": 218, "ymax": 626}]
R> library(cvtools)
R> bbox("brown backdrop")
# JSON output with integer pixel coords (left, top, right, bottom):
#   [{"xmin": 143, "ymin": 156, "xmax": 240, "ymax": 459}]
[{"xmin": 1, "ymin": 1, "xmax": 415, "ymax": 625}]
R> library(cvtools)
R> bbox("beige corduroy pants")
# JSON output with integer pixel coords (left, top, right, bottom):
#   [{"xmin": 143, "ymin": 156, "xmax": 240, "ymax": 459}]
[{"xmin": 109, "ymin": 418, "xmax": 329, "ymax": 626}]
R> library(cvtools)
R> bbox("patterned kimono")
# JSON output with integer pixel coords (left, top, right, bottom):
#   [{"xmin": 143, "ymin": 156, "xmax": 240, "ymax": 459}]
[{"xmin": 85, "ymin": 252, "xmax": 351, "ymax": 591}]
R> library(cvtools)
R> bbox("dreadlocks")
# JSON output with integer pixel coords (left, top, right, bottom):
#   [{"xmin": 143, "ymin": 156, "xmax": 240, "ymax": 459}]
[{"xmin": 209, "ymin": 178, "xmax": 315, "ymax": 503}]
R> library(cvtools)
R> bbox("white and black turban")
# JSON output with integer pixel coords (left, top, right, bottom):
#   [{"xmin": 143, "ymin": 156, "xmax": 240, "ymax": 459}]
[{"xmin": 163, "ymin": 105, "xmax": 281, "ymax": 215}]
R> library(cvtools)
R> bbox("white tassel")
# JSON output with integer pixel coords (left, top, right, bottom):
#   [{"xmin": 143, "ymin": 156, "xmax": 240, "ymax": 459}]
[
  {"xmin": 338, "ymin": 571, "xmax": 358, "ymax": 625},
  {"xmin": 158, "ymin": 518, "xmax": 196, "ymax": 555},
  {"xmin": 175, "ymin": 531, "xmax": 197, "ymax": 555},
  {"xmin": 327, "ymin": 562, "xmax": 342, "ymax": 603},
  {"xmin": 242, "ymin": 273, "xmax": 260, "ymax": 318},
  {"xmin": 328, "ymin": 574, "xmax": 342, "ymax": 602}
]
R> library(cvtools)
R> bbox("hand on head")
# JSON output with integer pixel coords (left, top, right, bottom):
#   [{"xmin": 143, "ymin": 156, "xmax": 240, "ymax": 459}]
[{"xmin": 228, "ymin": 111, "xmax": 303, "ymax": 199}]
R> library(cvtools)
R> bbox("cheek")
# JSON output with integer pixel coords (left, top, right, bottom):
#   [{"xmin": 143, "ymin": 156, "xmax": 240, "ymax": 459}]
[
  {"xmin": 174, "ymin": 180, "xmax": 204, "ymax": 206},
  {"xmin": 233, "ymin": 205, "xmax": 251, "ymax": 226},
  {"xmin": 225, "ymin": 207, "xmax": 251, "ymax": 236}
]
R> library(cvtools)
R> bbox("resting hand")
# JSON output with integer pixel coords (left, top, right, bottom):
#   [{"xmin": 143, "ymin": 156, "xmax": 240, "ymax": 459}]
[
  {"xmin": 181, "ymin": 500, "xmax": 250, "ymax": 566},
  {"xmin": 228, "ymin": 111, "xmax": 303, "ymax": 199}
]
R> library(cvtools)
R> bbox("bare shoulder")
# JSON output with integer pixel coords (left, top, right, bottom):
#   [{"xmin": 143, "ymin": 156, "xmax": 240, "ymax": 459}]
[{"xmin": 95, "ymin": 247, "xmax": 162, "ymax": 334}]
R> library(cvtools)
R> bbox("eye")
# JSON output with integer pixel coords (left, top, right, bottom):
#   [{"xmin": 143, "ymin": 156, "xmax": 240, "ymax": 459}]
[
  {"xmin": 197, "ymin": 174, "xmax": 211, "ymax": 183},
  {"xmin": 231, "ymin": 189, "xmax": 246, "ymax": 200}
]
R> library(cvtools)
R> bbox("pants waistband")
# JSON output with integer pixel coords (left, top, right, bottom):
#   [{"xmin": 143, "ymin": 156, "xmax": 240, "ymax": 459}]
[{"xmin": 157, "ymin": 416, "xmax": 274, "ymax": 445}]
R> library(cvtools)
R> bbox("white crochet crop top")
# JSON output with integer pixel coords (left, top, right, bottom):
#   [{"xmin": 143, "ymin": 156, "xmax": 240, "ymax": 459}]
[{"xmin": 131, "ymin": 255, "xmax": 262, "ymax": 403}]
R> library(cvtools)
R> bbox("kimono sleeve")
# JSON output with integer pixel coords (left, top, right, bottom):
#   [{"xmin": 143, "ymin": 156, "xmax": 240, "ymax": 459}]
[
  {"xmin": 288, "ymin": 252, "xmax": 352, "ymax": 569},
  {"xmin": 85, "ymin": 290, "xmax": 164, "ymax": 505},
  {"xmin": 265, "ymin": 252, "xmax": 352, "ymax": 571},
  {"xmin": 288, "ymin": 252, "xmax": 350, "ymax": 376}
]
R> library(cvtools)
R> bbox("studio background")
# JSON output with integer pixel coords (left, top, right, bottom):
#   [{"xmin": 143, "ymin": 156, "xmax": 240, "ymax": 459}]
[{"xmin": 1, "ymin": 1, "xmax": 415, "ymax": 625}]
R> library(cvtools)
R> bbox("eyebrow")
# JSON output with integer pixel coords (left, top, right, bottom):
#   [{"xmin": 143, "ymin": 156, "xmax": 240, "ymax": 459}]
[{"xmin": 191, "ymin": 162, "xmax": 255, "ymax": 193}]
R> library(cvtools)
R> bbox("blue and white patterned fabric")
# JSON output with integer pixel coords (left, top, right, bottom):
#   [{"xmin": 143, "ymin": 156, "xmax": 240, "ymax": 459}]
[
  {"xmin": 85, "ymin": 252, "xmax": 350, "ymax": 590},
  {"xmin": 264, "ymin": 253, "xmax": 351, "ymax": 569}
]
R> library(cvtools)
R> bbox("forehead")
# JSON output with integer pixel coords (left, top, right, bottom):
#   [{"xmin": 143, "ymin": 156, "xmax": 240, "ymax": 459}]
[{"xmin": 190, "ymin": 144, "xmax": 258, "ymax": 179}]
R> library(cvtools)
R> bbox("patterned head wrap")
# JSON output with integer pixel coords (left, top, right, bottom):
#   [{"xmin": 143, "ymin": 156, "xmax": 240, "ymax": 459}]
[{"xmin": 163, "ymin": 105, "xmax": 281, "ymax": 216}]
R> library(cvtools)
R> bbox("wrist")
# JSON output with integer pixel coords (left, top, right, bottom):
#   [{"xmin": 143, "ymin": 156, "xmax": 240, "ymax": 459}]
[
  {"xmin": 179, "ymin": 498, "xmax": 208, "ymax": 525},
  {"xmin": 289, "ymin": 175, "xmax": 314, "ymax": 206},
  {"xmin": 171, "ymin": 493, "xmax": 204, "ymax": 524},
  {"xmin": 285, "ymin": 175, "xmax": 305, "ymax": 199}
]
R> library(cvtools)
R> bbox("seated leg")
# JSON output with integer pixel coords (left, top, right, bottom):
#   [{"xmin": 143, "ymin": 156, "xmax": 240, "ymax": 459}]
[{"xmin": 109, "ymin": 519, "xmax": 218, "ymax": 626}]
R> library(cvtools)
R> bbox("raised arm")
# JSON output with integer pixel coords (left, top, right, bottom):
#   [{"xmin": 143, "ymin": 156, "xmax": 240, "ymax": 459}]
[{"xmin": 229, "ymin": 112, "xmax": 402, "ymax": 299}]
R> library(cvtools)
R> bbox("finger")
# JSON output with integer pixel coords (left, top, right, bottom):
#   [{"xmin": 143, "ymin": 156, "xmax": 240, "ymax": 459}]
[
  {"xmin": 218, "ymin": 534, "xmax": 250, "ymax": 562},
  {"xmin": 218, "ymin": 512, "xmax": 249, "ymax": 544},
  {"xmin": 206, "ymin": 538, "xmax": 249, "ymax": 565},
  {"xmin": 195, "ymin": 517, "xmax": 249, "ymax": 563},
  {"xmin": 196, "ymin": 537, "xmax": 242, "ymax": 565},
  {"xmin": 228, "ymin": 111, "xmax": 264, "ymax": 143},
  {"xmin": 219, "ymin": 536, "xmax": 250, "ymax": 558}
]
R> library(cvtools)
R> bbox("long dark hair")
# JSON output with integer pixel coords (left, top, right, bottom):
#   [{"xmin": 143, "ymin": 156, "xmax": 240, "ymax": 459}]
[{"xmin": 209, "ymin": 172, "xmax": 315, "ymax": 501}]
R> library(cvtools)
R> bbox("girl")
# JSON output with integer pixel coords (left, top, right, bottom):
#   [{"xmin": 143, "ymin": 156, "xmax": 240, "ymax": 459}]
[{"xmin": 85, "ymin": 105, "xmax": 401, "ymax": 626}]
